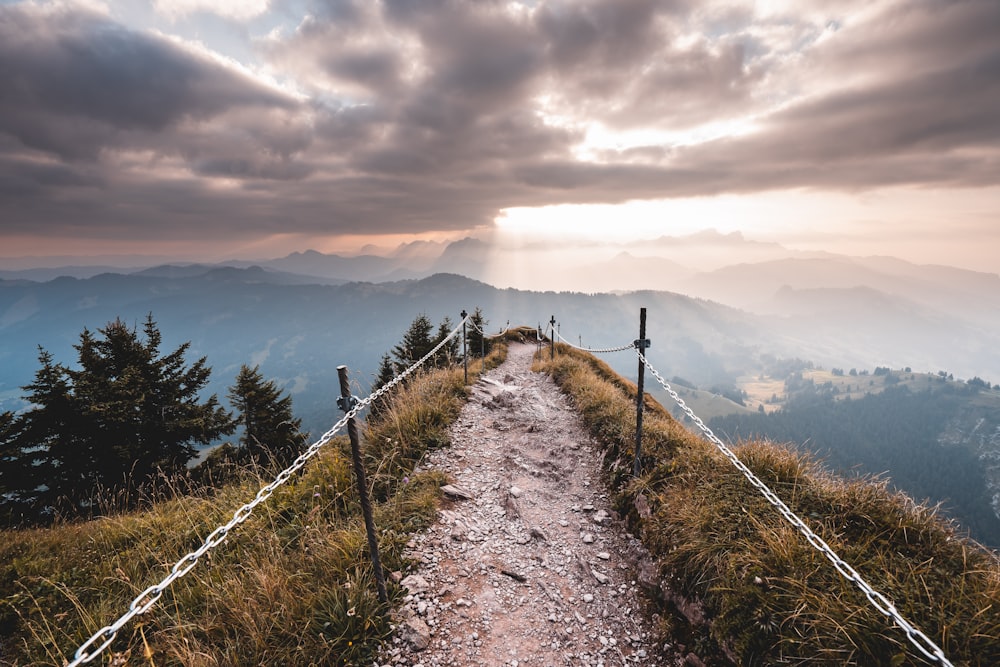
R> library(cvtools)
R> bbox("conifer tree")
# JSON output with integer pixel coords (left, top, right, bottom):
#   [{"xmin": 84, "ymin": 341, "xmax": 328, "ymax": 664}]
[
  {"xmin": 0, "ymin": 410, "xmax": 30, "ymax": 523},
  {"xmin": 372, "ymin": 312, "xmax": 466, "ymax": 411},
  {"xmin": 374, "ymin": 353, "xmax": 395, "ymax": 389},
  {"xmin": 434, "ymin": 316, "xmax": 460, "ymax": 367},
  {"xmin": 228, "ymin": 365, "xmax": 305, "ymax": 467},
  {"xmin": 2, "ymin": 315, "xmax": 236, "ymax": 521},
  {"xmin": 66, "ymin": 316, "xmax": 236, "ymax": 484},
  {"xmin": 466, "ymin": 307, "xmax": 490, "ymax": 358},
  {"xmin": 391, "ymin": 313, "xmax": 435, "ymax": 368},
  {"xmin": 15, "ymin": 348, "xmax": 94, "ymax": 514}
]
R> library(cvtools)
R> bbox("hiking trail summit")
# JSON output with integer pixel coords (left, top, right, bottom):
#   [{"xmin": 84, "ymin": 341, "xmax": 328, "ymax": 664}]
[{"xmin": 380, "ymin": 343, "xmax": 687, "ymax": 667}]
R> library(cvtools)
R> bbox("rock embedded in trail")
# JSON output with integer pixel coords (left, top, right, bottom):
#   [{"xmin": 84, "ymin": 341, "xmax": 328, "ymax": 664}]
[
  {"xmin": 440, "ymin": 484, "xmax": 475, "ymax": 500},
  {"xmin": 383, "ymin": 343, "xmax": 667, "ymax": 667}
]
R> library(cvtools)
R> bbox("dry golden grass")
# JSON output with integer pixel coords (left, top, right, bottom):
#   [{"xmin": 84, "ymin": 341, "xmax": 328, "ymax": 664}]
[
  {"xmin": 538, "ymin": 343, "xmax": 1000, "ymax": 666},
  {"xmin": 0, "ymin": 343, "xmax": 507, "ymax": 666}
]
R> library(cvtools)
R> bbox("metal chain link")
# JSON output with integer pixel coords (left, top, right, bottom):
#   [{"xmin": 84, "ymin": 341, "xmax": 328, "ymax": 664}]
[
  {"xmin": 468, "ymin": 320, "xmax": 509, "ymax": 339},
  {"xmin": 552, "ymin": 327, "xmax": 635, "ymax": 354},
  {"xmin": 636, "ymin": 350, "xmax": 955, "ymax": 667},
  {"xmin": 67, "ymin": 316, "xmax": 471, "ymax": 666}
]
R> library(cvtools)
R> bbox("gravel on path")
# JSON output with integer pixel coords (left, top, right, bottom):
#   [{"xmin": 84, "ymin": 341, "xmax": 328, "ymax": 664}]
[{"xmin": 380, "ymin": 343, "xmax": 671, "ymax": 667}]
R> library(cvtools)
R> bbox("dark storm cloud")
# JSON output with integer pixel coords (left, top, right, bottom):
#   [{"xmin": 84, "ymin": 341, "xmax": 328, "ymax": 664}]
[
  {"xmin": 1, "ymin": 0, "xmax": 999, "ymax": 246},
  {"xmin": 0, "ymin": 4, "xmax": 296, "ymax": 162},
  {"xmin": 662, "ymin": 0, "xmax": 1000, "ymax": 191},
  {"xmin": 532, "ymin": 0, "xmax": 753, "ymax": 128},
  {"xmin": 274, "ymin": 0, "xmax": 1000, "ymax": 212}
]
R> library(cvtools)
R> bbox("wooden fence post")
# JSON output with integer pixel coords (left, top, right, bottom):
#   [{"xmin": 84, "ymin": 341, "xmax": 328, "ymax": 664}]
[
  {"xmin": 634, "ymin": 308, "xmax": 649, "ymax": 478},
  {"xmin": 461, "ymin": 310, "xmax": 468, "ymax": 385},
  {"xmin": 550, "ymin": 315, "xmax": 556, "ymax": 361},
  {"xmin": 337, "ymin": 365, "xmax": 388, "ymax": 604}
]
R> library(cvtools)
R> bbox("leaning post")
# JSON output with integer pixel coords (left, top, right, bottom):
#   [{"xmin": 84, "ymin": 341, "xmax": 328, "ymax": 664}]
[
  {"xmin": 550, "ymin": 315, "xmax": 556, "ymax": 361},
  {"xmin": 336, "ymin": 365, "xmax": 388, "ymax": 604},
  {"xmin": 633, "ymin": 308, "xmax": 650, "ymax": 478},
  {"xmin": 461, "ymin": 310, "xmax": 469, "ymax": 385}
]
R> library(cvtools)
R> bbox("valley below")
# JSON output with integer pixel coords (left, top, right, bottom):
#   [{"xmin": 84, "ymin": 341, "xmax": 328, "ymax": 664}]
[{"xmin": 3, "ymin": 237, "xmax": 1000, "ymax": 547}]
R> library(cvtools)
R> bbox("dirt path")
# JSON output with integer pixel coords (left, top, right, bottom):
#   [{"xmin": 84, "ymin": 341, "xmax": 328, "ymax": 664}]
[{"xmin": 381, "ymin": 343, "xmax": 667, "ymax": 666}]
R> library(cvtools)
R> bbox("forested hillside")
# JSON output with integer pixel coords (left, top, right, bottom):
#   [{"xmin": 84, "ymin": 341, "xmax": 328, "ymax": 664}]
[{"xmin": 709, "ymin": 383, "xmax": 1000, "ymax": 547}]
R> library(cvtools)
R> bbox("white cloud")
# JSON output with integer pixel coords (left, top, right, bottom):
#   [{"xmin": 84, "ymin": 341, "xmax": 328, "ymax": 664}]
[{"xmin": 153, "ymin": 0, "xmax": 270, "ymax": 21}]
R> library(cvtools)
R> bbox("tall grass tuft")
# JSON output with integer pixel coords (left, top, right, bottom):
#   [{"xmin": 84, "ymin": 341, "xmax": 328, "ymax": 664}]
[
  {"xmin": 1, "ymin": 342, "xmax": 506, "ymax": 665},
  {"xmin": 538, "ymin": 344, "xmax": 1000, "ymax": 666}
]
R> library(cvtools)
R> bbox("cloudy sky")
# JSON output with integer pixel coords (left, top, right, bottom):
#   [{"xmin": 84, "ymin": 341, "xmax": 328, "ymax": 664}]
[{"xmin": 1, "ymin": 0, "xmax": 998, "ymax": 271}]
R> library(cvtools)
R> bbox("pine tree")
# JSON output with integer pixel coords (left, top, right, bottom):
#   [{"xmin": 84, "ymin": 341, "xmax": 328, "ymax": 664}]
[
  {"xmin": 3, "ymin": 315, "xmax": 237, "ymax": 521},
  {"xmin": 368, "ymin": 353, "xmax": 398, "ymax": 419},
  {"xmin": 434, "ymin": 316, "xmax": 460, "ymax": 368},
  {"xmin": 16, "ymin": 347, "xmax": 94, "ymax": 515},
  {"xmin": 467, "ymin": 307, "xmax": 490, "ymax": 358},
  {"xmin": 374, "ymin": 353, "xmax": 395, "ymax": 389},
  {"xmin": 67, "ymin": 315, "xmax": 236, "ymax": 484},
  {"xmin": 391, "ymin": 314, "xmax": 435, "ymax": 368},
  {"xmin": 0, "ymin": 410, "xmax": 31, "ymax": 523},
  {"xmin": 228, "ymin": 365, "xmax": 305, "ymax": 467}
]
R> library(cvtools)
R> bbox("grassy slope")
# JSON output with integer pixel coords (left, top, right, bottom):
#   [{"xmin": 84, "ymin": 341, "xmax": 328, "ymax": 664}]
[
  {"xmin": 537, "ymin": 343, "xmax": 1000, "ymax": 666},
  {"xmin": 0, "ymin": 340, "xmax": 511, "ymax": 666},
  {"xmin": 6, "ymin": 335, "xmax": 997, "ymax": 666},
  {"xmin": 650, "ymin": 385, "xmax": 755, "ymax": 421}
]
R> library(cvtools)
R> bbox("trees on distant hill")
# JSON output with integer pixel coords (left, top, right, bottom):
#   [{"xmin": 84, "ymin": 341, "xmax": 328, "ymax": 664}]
[
  {"xmin": 0, "ymin": 316, "xmax": 243, "ymax": 524},
  {"xmin": 370, "ymin": 310, "xmax": 490, "ymax": 418},
  {"xmin": 708, "ymin": 385, "xmax": 1000, "ymax": 548},
  {"xmin": 465, "ymin": 307, "xmax": 491, "ymax": 359},
  {"xmin": 375, "ymin": 311, "xmax": 482, "ymax": 390},
  {"xmin": 228, "ymin": 364, "xmax": 305, "ymax": 467}
]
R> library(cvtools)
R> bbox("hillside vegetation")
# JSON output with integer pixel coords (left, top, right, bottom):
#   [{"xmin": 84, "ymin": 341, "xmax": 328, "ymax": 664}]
[
  {"xmin": 0, "ymin": 340, "xmax": 510, "ymax": 665},
  {"xmin": 537, "ymin": 344, "xmax": 1000, "ymax": 666},
  {"xmin": 710, "ymin": 380, "xmax": 1000, "ymax": 547},
  {"xmin": 4, "ymin": 336, "xmax": 999, "ymax": 665}
]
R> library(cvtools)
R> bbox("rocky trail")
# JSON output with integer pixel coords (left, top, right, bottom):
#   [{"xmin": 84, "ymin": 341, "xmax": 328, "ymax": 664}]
[{"xmin": 379, "ymin": 343, "xmax": 681, "ymax": 667}]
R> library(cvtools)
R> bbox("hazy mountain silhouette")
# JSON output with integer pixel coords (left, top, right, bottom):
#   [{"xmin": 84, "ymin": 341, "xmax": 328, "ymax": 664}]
[
  {"xmin": 3, "ymin": 266, "xmax": 1000, "ymax": 541},
  {"xmin": 3, "ymin": 231, "xmax": 999, "ymax": 385},
  {"xmin": 0, "ymin": 270, "xmax": 761, "ymax": 436}
]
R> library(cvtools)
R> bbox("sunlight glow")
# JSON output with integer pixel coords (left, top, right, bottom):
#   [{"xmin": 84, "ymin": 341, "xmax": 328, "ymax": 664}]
[
  {"xmin": 496, "ymin": 198, "xmax": 754, "ymax": 244},
  {"xmin": 495, "ymin": 186, "xmax": 1000, "ymax": 275},
  {"xmin": 575, "ymin": 117, "xmax": 760, "ymax": 162}
]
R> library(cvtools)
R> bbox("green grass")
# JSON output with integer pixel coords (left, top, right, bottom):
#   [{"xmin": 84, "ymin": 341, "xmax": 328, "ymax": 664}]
[
  {"xmin": 652, "ymin": 385, "xmax": 755, "ymax": 421},
  {"xmin": 11, "ymin": 335, "xmax": 994, "ymax": 666},
  {"xmin": 0, "ymin": 344, "xmax": 507, "ymax": 666},
  {"xmin": 537, "ymin": 343, "xmax": 1000, "ymax": 666}
]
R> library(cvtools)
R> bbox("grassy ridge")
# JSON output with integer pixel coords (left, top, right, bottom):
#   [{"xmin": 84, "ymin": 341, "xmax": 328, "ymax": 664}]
[
  {"xmin": 0, "ymin": 342, "xmax": 509, "ymax": 666},
  {"xmin": 537, "ymin": 343, "xmax": 1000, "ymax": 666}
]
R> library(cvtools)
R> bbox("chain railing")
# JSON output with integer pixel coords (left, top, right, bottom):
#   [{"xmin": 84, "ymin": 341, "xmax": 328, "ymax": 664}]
[
  {"xmin": 551, "ymin": 326, "xmax": 635, "ymax": 354},
  {"xmin": 55, "ymin": 309, "xmax": 958, "ymax": 667},
  {"xmin": 469, "ymin": 319, "xmax": 510, "ymax": 339},
  {"xmin": 636, "ymin": 349, "xmax": 955, "ymax": 667},
  {"xmin": 67, "ymin": 315, "xmax": 470, "ymax": 666}
]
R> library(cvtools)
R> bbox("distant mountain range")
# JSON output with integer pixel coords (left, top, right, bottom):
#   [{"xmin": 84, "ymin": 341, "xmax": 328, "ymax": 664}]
[
  {"xmin": 4, "ymin": 243, "xmax": 1000, "ymax": 542},
  {"xmin": 2, "ymin": 262, "xmax": 999, "ymax": 435},
  {"xmin": 2, "ymin": 231, "xmax": 999, "ymax": 414},
  {"xmin": 0, "ymin": 269, "xmax": 754, "ymax": 436}
]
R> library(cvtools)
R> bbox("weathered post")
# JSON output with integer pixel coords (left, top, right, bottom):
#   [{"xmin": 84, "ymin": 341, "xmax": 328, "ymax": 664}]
[
  {"xmin": 461, "ymin": 309, "xmax": 468, "ymax": 385},
  {"xmin": 550, "ymin": 315, "xmax": 556, "ymax": 361},
  {"xmin": 634, "ymin": 308, "xmax": 650, "ymax": 478},
  {"xmin": 336, "ymin": 365, "xmax": 388, "ymax": 604}
]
